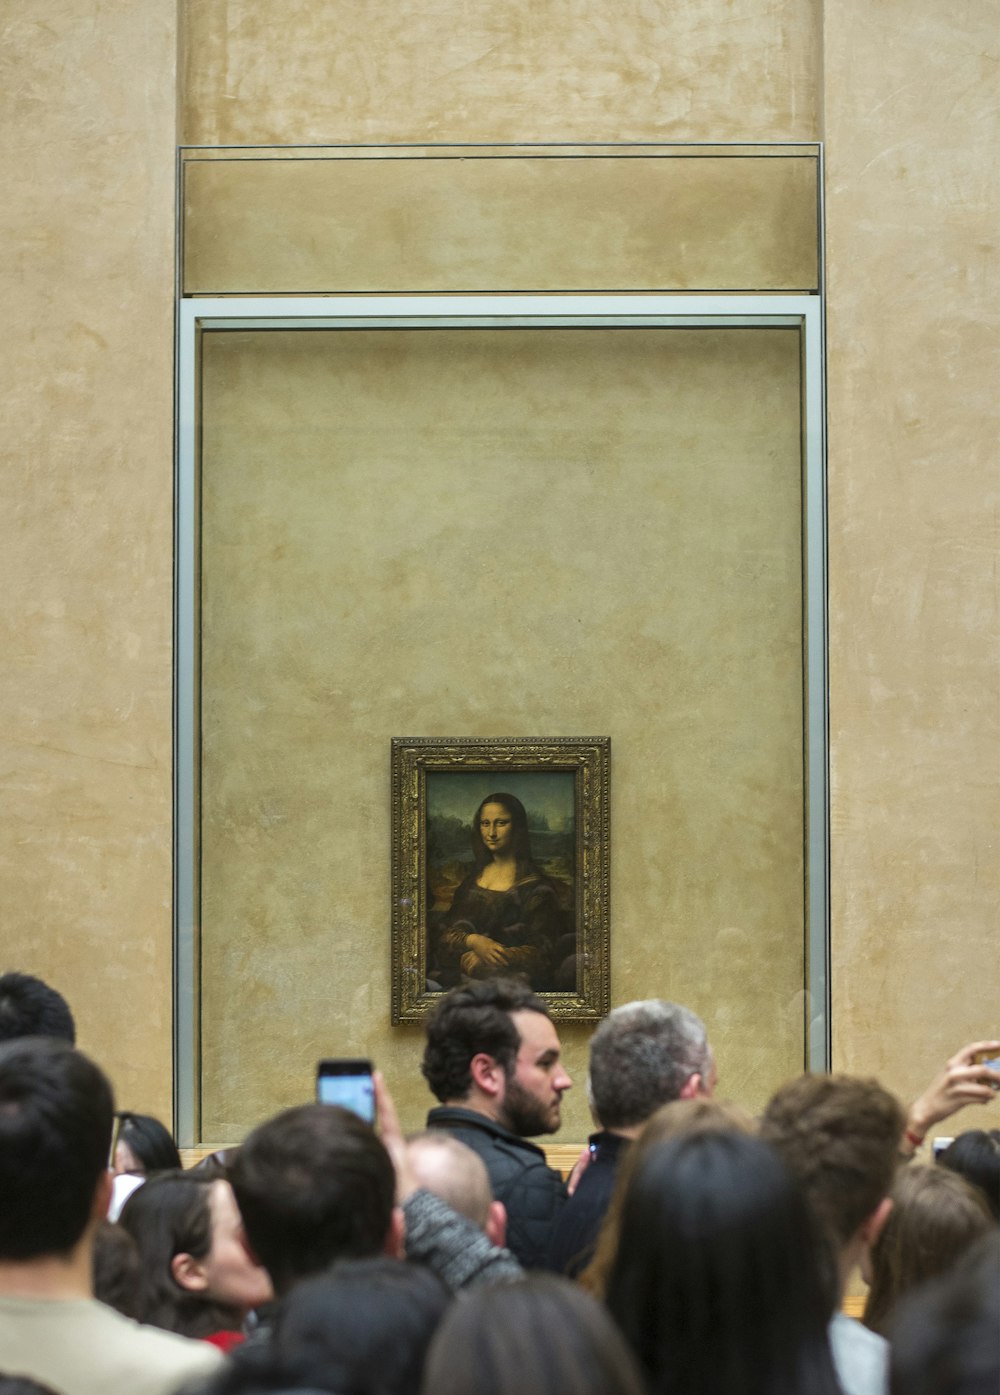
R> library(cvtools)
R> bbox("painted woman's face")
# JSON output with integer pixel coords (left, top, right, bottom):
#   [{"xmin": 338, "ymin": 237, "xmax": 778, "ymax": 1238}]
[{"xmin": 479, "ymin": 802, "xmax": 514, "ymax": 856}]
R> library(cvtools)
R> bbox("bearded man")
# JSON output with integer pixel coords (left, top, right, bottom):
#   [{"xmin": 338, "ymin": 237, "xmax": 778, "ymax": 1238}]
[{"xmin": 422, "ymin": 978, "xmax": 571, "ymax": 1269}]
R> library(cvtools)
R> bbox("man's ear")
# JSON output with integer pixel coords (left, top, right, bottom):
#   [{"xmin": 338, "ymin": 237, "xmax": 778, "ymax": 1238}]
[
  {"xmin": 485, "ymin": 1199, "xmax": 507, "ymax": 1250},
  {"xmin": 172, "ymin": 1250, "xmax": 210, "ymax": 1293},
  {"xmin": 469, "ymin": 1052, "xmax": 506, "ymax": 1100},
  {"xmin": 679, "ymin": 1073, "xmax": 703, "ymax": 1101},
  {"xmin": 860, "ymin": 1195, "xmax": 893, "ymax": 1251},
  {"xmin": 383, "ymin": 1205, "xmax": 406, "ymax": 1260}
]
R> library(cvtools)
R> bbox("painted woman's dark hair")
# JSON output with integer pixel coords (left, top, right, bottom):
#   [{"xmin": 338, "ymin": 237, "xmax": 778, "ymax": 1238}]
[
  {"xmin": 471, "ymin": 792, "xmax": 535, "ymax": 875},
  {"xmin": 605, "ymin": 1131, "xmax": 841, "ymax": 1395}
]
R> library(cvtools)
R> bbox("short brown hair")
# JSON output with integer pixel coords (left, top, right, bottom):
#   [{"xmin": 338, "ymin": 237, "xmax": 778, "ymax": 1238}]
[{"xmin": 760, "ymin": 1074, "xmax": 904, "ymax": 1250}]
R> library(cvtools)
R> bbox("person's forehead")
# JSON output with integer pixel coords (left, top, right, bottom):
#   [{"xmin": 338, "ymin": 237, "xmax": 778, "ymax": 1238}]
[
  {"xmin": 510, "ymin": 1009, "xmax": 560, "ymax": 1057},
  {"xmin": 209, "ymin": 1177, "xmax": 236, "ymax": 1221}
]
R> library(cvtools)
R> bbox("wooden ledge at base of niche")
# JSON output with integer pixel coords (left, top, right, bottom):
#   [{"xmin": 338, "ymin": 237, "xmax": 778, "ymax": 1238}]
[
  {"xmin": 179, "ymin": 1145, "xmax": 236, "ymax": 1168},
  {"xmin": 543, "ymin": 1142, "xmax": 587, "ymax": 1177}
]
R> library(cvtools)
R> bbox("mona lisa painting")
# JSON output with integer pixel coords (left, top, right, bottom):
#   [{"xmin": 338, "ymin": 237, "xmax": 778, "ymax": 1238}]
[{"xmin": 391, "ymin": 737, "xmax": 610, "ymax": 1022}]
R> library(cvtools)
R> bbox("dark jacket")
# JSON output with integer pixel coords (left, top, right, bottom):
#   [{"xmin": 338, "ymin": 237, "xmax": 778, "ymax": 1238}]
[
  {"xmin": 426, "ymin": 1105, "xmax": 566, "ymax": 1270},
  {"xmin": 547, "ymin": 1130, "xmax": 630, "ymax": 1276}
]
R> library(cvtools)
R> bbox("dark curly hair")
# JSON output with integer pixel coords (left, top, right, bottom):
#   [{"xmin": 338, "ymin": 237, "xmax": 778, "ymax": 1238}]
[{"xmin": 421, "ymin": 979, "xmax": 548, "ymax": 1103}]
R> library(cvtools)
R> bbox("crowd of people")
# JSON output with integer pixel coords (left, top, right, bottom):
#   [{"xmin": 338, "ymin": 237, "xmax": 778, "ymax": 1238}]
[{"xmin": 0, "ymin": 969, "xmax": 997, "ymax": 1395}]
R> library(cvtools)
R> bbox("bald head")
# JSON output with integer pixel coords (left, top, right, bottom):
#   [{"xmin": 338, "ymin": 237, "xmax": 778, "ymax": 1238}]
[{"xmin": 406, "ymin": 1132, "xmax": 493, "ymax": 1229}]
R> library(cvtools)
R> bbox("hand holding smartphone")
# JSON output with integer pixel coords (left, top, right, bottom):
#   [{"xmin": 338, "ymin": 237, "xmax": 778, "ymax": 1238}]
[
  {"xmin": 316, "ymin": 1058, "xmax": 376, "ymax": 1123},
  {"xmin": 972, "ymin": 1049, "xmax": 1000, "ymax": 1085}
]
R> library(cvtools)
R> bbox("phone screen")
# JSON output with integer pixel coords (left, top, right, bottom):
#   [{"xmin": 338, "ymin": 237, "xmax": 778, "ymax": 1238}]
[{"xmin": 316, "ymin": 1059, "xmax": 376, "ymax": 1124}]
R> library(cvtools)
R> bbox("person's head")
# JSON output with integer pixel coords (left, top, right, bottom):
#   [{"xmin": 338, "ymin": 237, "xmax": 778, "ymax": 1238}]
[
  {"xmin": 405, "ymin": 1132, "xmax": 506, "ymax": 1247},
  {"xmin": 0, "ymin": 1037, "xmax": 113, "ymax": 1262},
  {"xmin": 760, "ymin": 1073, "xmax": 904, "ymax": 1273},
  {"xmin": 422, "ymin": 979, "xmax": 571, "ymax": 1135},
  {"xmin": 862, "ymin": 1164, "xmax": 994, "ymax": 1336},
  {"xmin": 118, "ymin": 1171, "xmax": 273, "ymax": 1336},
  {"xmin": 588, "ymin": 1000, "xmax": 714, "ymax": 1132},
  {"xmin": 113, "ymin": 1111, "xmax": 182, "ymax": 1176},
  {"xmin": 422, "ymin": 1273, "xmax": 647, "ymax": 1395},
  {"xmin": 471, "ymin": 793, "xmax": 533, "ymax": 871},
  {"xmin": 581, "ymin": 1096, "xmax": 756, "ymax": 1297},
  {"xmin": 937, "ymin": 1129, "xmax": 1000, "ymax": 1222},
  {"xmin": 271, "ymin": 1258, "xmax": 451, "ymax": 1395},
  {"xmin": 91, "ymin": 1218, "xmax": 142, "ymax": 1319},
  {"xmin": 228, "ymin": 1104, "xmax": 397, "ymax": 1298},
  {"xmin": 0, "ymin": 973, "xmax": 75, "ymax": 1044},
  {"xmin": 605, "ymin": 1132, "xmax": 839, "ymax": 1395},
  {"xmin": 889, "ymin": 1231, "xmax": 1000, "ymax": 1395}
]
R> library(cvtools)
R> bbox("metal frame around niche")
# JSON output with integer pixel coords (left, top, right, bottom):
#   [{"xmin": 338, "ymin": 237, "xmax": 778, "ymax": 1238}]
[{"xmin": 174, "ymin": 293, "xmax": 829, "ymax": 1146}]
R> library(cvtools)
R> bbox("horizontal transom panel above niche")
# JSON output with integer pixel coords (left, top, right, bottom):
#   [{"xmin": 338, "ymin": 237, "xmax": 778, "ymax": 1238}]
[{"xmin": 181, "ymin": 144, "xmax": 820, "ymax": 295}]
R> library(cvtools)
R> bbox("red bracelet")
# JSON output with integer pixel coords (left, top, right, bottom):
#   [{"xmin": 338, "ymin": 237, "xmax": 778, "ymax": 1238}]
[{"xmin": 904, "ymin": 1128, "xmax": 925, "ymax": 1149}]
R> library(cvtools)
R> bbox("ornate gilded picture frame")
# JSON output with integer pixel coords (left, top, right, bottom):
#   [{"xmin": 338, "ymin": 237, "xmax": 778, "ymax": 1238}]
[{"xmin": 391, "ymin": 736, "xmax": 610, "ymax": 1022}]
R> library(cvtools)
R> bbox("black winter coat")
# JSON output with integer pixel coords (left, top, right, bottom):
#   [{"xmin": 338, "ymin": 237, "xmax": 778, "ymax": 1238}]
[{"xmin": 426, "ymin": 1105, "xmax": 566, "ymax": 1269}]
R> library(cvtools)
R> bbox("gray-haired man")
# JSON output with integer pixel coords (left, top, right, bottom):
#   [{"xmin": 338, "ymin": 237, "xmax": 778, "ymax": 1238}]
[{"xmin": 548, "ymin": 999, "xmax": 714, "ymax": 1275}]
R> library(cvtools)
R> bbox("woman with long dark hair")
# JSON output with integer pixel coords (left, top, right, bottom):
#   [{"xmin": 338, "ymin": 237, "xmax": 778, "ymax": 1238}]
[
  {"xmin": 581, "ymin": 1097, "xmax": 756, "ymax": 1298},
  {"xmin": 118, "ymin": 1171, "xmax": 272, "ymax": 1347},
  {"xmin": 434, "ymin": 792, "xmax": 572, "ymax": 990},
  {"xmin": 604, "ymin": 1131, "xmax": 842, "ymax": 1395},
  {"xmin": 113, "ymin": 1112, "xmax": 182, "ymax": 1176},
  {"xmin": 422, "ymin": 1273, "xmax": 646, "ymax": 1395}
]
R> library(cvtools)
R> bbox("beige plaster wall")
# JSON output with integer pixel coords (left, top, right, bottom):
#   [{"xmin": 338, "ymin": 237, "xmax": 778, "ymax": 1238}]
[
  {"xmin": 0, "ymin": 2, "xmax": 178, "ymax": 1118},
  {"xmin": 181, "ymin": 0, "xmax": 820, "ymax": 146},
  {"xmin": 824, "ymin": 0, "xmax": 999, "ymax": 1122},
  {"xmin": 5, "ymin": 0, "xmax": 996, "ymax": 1146}
]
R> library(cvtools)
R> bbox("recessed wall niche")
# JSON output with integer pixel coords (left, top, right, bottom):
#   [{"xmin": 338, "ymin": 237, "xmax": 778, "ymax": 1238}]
[{"xmin": 176, "ymin": 145, "xmax": 826, "ymax": 1144}]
